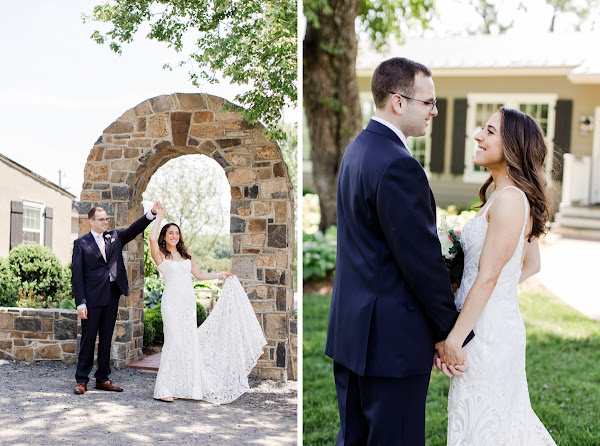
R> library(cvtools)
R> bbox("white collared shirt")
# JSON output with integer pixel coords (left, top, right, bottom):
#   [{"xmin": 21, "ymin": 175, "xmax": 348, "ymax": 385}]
[{"xmin": 371, "ymin": 117, "xmax": 412, "ymax": 155}]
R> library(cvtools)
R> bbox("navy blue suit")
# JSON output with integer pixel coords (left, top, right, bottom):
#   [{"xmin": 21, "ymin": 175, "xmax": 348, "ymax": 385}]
[
  {"xmin": 72, "ymin": 213, "xmax": 153, "ymax": 383},
  {"xmin": 325, "ymin": 120, "xmax": 472, "ymax": 445}
]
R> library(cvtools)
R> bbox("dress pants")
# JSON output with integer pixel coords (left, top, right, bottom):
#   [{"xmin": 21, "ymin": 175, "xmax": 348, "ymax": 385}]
[
  {"xmin": 334, "ymin": 361, "xmax": 431, "ymax": 446},
  {"xmin": 75, "ymin": 284, "xmax": 121, "ymax": 383}
]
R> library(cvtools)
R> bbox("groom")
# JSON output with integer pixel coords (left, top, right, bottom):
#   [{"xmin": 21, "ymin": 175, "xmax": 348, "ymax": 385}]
[
  {"xmin": 71, "ymin": 202, "xmax": 160, "ymax": 394},
  {"xmin": 325, "ymin": 58, "xmax": 474, "ymax": 444}
]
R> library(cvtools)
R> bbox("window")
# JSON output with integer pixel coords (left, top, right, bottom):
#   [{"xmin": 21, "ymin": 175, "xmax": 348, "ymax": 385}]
[
  {"xmin": 464, "ymin": 94, "xmax": 557, "ymax": 183},
  {"xmin": 22, "ymin": 201, "xmax": 44, "ymax": 245}
]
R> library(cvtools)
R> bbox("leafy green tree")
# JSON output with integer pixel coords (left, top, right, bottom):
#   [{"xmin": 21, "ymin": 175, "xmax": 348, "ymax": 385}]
[
  {"xmin": 86, "ymin": 0, "xmax": 297, "ymax": 140},
  {"xmin": 545, "ymin": 0, "xmax": 599, "ymax": 31},
  {"xmin": 304, "ymin": 0, "xmax": 435, "ymax": 230}
]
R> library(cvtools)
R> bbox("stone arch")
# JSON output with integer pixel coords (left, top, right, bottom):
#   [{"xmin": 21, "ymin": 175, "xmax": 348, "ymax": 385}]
[{"xmin": 79, "ymin": 93, "xmax": 296, "ymax": 380}]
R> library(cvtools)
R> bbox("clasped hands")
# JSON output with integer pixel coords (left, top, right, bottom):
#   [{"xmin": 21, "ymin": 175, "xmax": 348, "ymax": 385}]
[{"xmin": 433, "ymin": 338, "xmax": 469, "ymax": 378}]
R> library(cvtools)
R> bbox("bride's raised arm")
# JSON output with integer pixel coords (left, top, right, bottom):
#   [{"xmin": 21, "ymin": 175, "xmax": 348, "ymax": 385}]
[
  {"xmin": 149, "ymin": 204, "xmax": 165, "ymax": 266},
  {"xmin": 189, "ymin": 254, "xmax": 233, "ymax": 281}
]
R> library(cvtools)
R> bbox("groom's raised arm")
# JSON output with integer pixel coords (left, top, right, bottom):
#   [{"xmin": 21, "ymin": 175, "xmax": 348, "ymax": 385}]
[
  {"xmin": 118, "ymin": 202, "xmax": 160, "ymax": 245},
  {"xmin": 376, "ymin": 156, "xmax": 468, "ymax": 343}
]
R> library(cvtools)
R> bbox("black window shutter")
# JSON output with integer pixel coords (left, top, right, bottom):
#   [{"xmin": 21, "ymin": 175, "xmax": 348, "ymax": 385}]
[
  {"xmin": 451, "ymin": 99, "xmax": 468, "ymax": 175},
  {"xmin": 10, "ymin": 201, "xmax": 23, "ymax": 250},
  {"xmin": 430, "ymin": 98, "xmax": 447, "ymax": 173},
  {"xmin": 44, "ymin": 207, "xmax": 53, "ymax": 249},
  {"xmin": 553, "ymin": 99, "xmax": 573, "ymax": 181}
]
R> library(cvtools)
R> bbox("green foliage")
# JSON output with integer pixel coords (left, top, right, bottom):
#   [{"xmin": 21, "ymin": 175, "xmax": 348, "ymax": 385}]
[
  {"xmin": 144, "ymin": 275, "xmax": 165, "ymax": 309},
  {"xmin": 143, "ymin": 227, "xmax": 159, "ymax": 278},
  {"xmin": 303, "ymin": 291, "xmax": 600, "ymax": 445},
  {"xmin": 303, "ymin": 226, "xmax": 337, "ymax": 281},
  {"xmin": 143, "ymin": 308, "xmax": 161, "ymax": 347},
  {"xmin": 0, "ymin": 257, "xmax": 19, "ymax": 307},
  {"xmin": 197, "ymin": 302, "xmax": 207, "ymax": 327},
  {"xmin": 8, "ymin": 244, "xmax": 71, "ymax": 308},
  {"xmin": 59, "ymin": 298, "xmax": 76, "ymax": 310},
  {"xmin": 87, "ymin": 0, "xmax": 297, "ymax": 140}
]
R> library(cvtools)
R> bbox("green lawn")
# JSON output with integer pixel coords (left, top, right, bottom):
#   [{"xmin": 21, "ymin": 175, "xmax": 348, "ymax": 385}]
[{"xmin": 303, "ymin": 292, "xmax": 600, "ymax": 445}]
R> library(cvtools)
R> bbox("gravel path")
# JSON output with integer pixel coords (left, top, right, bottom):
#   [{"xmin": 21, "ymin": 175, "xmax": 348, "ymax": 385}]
[{"xmin": 0, "ymin": 360, "xmax": 297, "ymax": 445}]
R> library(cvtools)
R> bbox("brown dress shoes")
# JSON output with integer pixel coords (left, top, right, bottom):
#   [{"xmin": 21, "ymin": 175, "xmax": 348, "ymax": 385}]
[
  {"xmin": 74, "ymin": 382, "xmax": 87, "ymax": 394},
  {"xmin": 95, "ymin": 380, "xmax": 123, "ymax": 392}
]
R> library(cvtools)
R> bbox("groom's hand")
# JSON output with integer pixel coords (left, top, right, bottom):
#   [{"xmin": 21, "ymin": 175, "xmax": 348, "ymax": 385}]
[
  {"xmin": 435, "ymin": 339, "xmax": 465, "ymax": 366},
  {"xmin": 434, "ymin": 352, "xmax": 469, "ymax": 378},
  {"xmin": 151, "ymin": 201, "xmax": 161, "ymax": 215},
  {"xmin": 78, "ymin": 307, "xmax": 88, "ymax": 320}
]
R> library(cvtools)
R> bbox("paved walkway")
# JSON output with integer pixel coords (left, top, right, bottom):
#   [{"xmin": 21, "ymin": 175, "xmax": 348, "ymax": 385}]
[
  {"xmin": 0, "ymin": 360, "xmax": 297, "ymax": 446},
  {"xmin": 536, "ymin": 233, "xmax": 600, "ymax": 321}
]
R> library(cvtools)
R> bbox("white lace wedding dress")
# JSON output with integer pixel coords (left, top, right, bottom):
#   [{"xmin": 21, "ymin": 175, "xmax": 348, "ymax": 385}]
[
  {"xmin": 447, "ymin": 187, "xmax": 556, "ymax": 445},
  {"xmin": 153, "ymin": 259, "xmax": 267, "ymax": 404}
]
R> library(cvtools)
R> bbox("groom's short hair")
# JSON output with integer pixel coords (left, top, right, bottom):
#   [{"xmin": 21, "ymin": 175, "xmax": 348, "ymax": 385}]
[
  {"xmin": 88, "ymin": 207, "xmax": 105, "ymax": 219},
  {"xmin": 371, "ymin": 57, "xmax": 432, "ymax": 109}
]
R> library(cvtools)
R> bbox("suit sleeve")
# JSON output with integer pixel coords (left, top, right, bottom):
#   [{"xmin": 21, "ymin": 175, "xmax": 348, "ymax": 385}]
[
  {"xmin": 376, "ymin": 156, "xmax": 465, "ymax": 342},
  {"xmin": 71, "ymin": 240, "xmax": 86, "ymax": 307},
  {"xmin": 119, "ymin": 214, "xmax": 153, "ymax": 246}
]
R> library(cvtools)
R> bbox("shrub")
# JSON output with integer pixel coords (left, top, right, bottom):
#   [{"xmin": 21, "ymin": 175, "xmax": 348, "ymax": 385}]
[
  {"xmin": 143, "ymin": 309, "xmax": 159, "ymax": 347},
  {"xmin": 144, "ymin": 275, "xmax": 164, "ymax": 309},
  {"xmin": 303, "ymin": 226, "xmax": 337, "ymax": 281},
  {"xmin": 0, "ymin": 257, "xmax": 19, "ymax": 307},
  {"xmin": 197, "ymin": 302, "xmax": 207, "ymax": 327},
  {"xmin": 8, "ymin": 244, "xmax": 71, "ymax": 308}
]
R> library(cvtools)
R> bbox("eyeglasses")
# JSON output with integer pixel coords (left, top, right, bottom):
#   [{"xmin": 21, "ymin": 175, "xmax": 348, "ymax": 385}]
[
  {"xmin": 390, "ymin": 92, "xmax": 437, "ymax": 111},
  {"xmin": 94, "ymin": 218, "xmax": 109, "ymax": 222}
]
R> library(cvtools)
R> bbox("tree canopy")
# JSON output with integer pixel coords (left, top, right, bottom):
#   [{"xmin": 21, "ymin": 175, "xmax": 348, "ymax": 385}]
[{"xmin": 87, "ymin": 0, "xmax": 297, "ymax": 140}]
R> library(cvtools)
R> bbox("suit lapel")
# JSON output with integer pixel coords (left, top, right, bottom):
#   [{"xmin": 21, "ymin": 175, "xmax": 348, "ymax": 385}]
[
  {"xmin": 103, "ymin": 231, "xmax": 114, "ymax": 261},
  {"xmin": 365, "ymin": 120, "xmax": 411, "ymax": 155},
  {"xmin": 84, "ymin": 232, "xmax": 106, "ymax": 263}
]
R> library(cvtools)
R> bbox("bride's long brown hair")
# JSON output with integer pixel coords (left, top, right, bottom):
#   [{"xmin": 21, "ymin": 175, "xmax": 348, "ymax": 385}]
[
  {"xmin": 158, "ymin": 223, "xmax": 192, "ymax": 260},
  {"xmin": 478, "ymin": 107, "xmax": 552, "ymax": 242}
]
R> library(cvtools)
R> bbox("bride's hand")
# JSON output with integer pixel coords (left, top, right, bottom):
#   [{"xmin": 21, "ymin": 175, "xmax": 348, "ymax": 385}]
[{"xmin": 218, "ymin": 271, "xmax": 235, "ymax": 280}]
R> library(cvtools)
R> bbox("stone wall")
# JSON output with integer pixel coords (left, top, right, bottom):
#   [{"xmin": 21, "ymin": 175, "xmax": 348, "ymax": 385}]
[
  {"xmin": 79, "ymin": 93, "xmax": 296, "ymax": 379},
  {"xmin": 0, "ymin": 307, "xmax": 78, "ymax": 363}
]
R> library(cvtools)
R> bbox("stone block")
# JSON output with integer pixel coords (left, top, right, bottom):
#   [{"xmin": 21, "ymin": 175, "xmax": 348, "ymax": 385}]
[
  {"xmin": 259, "ymin": 179, "xmax": 288, "ymax": 199},
  {"xmin": 265, "ymin": 269, "xmax": 286, "ymax": 285},
  {"xmin": 25, "ymin": 332, "xmax": 50, "ymax": 340},
  {"xmin": 63, "ymin": 354, "xmax": 77, "ymax": 365},
  {"xmin": 250, "ymin": 300, "xmax": 275, "ymax": 312},
  {"xmin": 147, "ymin": 115, "xmax": 169, "ymax": 138},
  {"xmin": 0, "ymin": 340, "xmax": 12, "ymax": 351},
  {"xmin": 255, "ymin": 367, "xmax": 286, "ymax": 380},
  {"xmin": 268, "ymin": 225, "xmax": 287, "ymax": 249},
  {"xmin": 276, "ymin": 287, "xmax": 287, "ymax": 311},
  {"xmin": 257, "ymin": 168, "xmax": 271, "ymax": 181},
  {"xmin": 226, "ymin": 154, "xmax": 251, "ymax": 166},
  {"xmin": 114, "ymin": 322, "xmax": 132, "ymax": 343},
  {"xmin": 231, "ymin": 187, "xmax": 242, "ymax": 199},
  {"xmin": 273, "ymin": 162, "xmax": 286, "ymax": 178},
  {"xmin": 61, "ymin": 342, "xmax": 77, "ymax": 354},
  {"xmin": 134, "ymin": 100, "xmax": 153, "ymax": 116},
  {"xmin": 190, "ymin": 123, "xmax": 224, "ymax": 139},
  {"xmin": 104, "ymin": 148, "xmax": 123, "ymax": 160},
  {"xmin": 54, "ymin": 319, "xmax": 77, "ymax": 340},
  {"xmin": 206, "ymin": 95, "xmax": 227, "ymax": 110},
  {"xmin": 104, "ymin": 121, "xmax": 134, "ymax": 134},
  {"xmin": 256, "ymin": 255, "xmax": 275, "ymax": 268},
  {"xmin": 274, "ymin": 202, "xmax": 288, "ymax": 223},
  {"xmin": 244, "ymin": 185, "xmax": 259, "ymax": 198},
  {"xmin": 216, "ymin": 138, "xmax": 242, "ymax": 149},
  {"xmin": 242, "ymin": 234, "xmax": 266, "ymax": 247},
  {"xmin": 111, "ymin": 343, "xmax": 127, "ymax": 359},
  {"xmin": 84, "ymin": 163, "xmax": 109, "ymax": 182},
  {"xmin": 59, "ymin": 311, "xmax": 78, "ymax": 321},
  {"xmin": 174, "ymin": 93, "xmax": 208, "ymax": 110},
  {"xmin": 112, "ymin": 185, "xmax": 130, "ymax": 200},
  {"xmin": 13, "ymin": 347, "xmax": 34, "ymax": 362},
  {"xmin": 253, "ymin": 145, "xmax": 281, "ymax": 160},
  {"xmin": 227, "ymin": 168, "xmax": 256, "ymax": 186},
  {"xmin": 252, "ymin": 201, "xmax": 272, "ymax": 216},
  {"xmin": 0, "ymin": 313, "xmax": 14, "ymax": 330},
  {"xmin": 110, "ymin": 159, "xmax": 138, "ymax": 173},
  {"xmin": 133, "ymin": 323, "xmax": 144, "ymax": 338},
  {"xmin": 248, "ymin": 219, "xmax": 266, "ymax": 233},
  {"xmin": 232, "ymin": 235, "xmax": 241, "ymax": 254},
  {"xmin": 276, "ymin": 250, "xmax": 288, "ymax": 268},
  {"xmin": 149, "ymin": 95, "xmax": 175, "ymax": 113},
  {"xmin": 276, "ymin": 341, "xmax": 286, "ymax": 368},
  {"xmin": 135, "ymin": 117, "xmax": 147, "ymax": 132},
  {"xmin": 15, "ymin": 317, "xmax": 41, "ymax": 332},
  {"xmin": 290, "ymin": 318, "xmax": 297, "ymax": 335},
  {"xmin": 231, "ymin": 200, "xmax": 251, "ymax": 217},
  {"xmin": 231, "ymin": 256, "xmax": 255, "ymax": 280},
  {"xmin": 35, "ymin": 344, "xmax": 61, "ymax": 360},
  {"xmin": 124, "ymin": 148, "xmax": 140, "ymax": 159},
  {"xmin": 193, "ymin": 111, "xmax": 214, "ymax": 123},
  {"xmin": 87, "ymin": 147, "xmax": 104, "ymax": 162},
  {"xmin": 263, "ymin": 313, "xmax": 287, "ymax": 339},
  {"xmin": 230, "ymin": 216, "xmax": 246, "ymax": 233},
  {"xmin": 256, "ymin": 268, "xmax": 264, "ymax": 280}
]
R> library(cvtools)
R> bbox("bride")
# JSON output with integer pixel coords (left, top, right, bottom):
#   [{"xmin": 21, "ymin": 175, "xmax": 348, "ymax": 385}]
[
  {"xmin": 435, "ymin": 108, "xmax": 556, "ymax": 445},
  {"xmin": 148, "ymin": 204, "xmax": 267, "ymax": 403}
]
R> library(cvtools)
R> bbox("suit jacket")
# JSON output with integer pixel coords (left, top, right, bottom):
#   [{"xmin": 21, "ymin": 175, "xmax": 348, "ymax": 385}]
[
  {"xmin": 71, "ymin": 214, "xmax": 153, "ymax": 308},
  {"xmin": 325, "ymin": 120, "xmax": 472, "ymax": 378}
]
